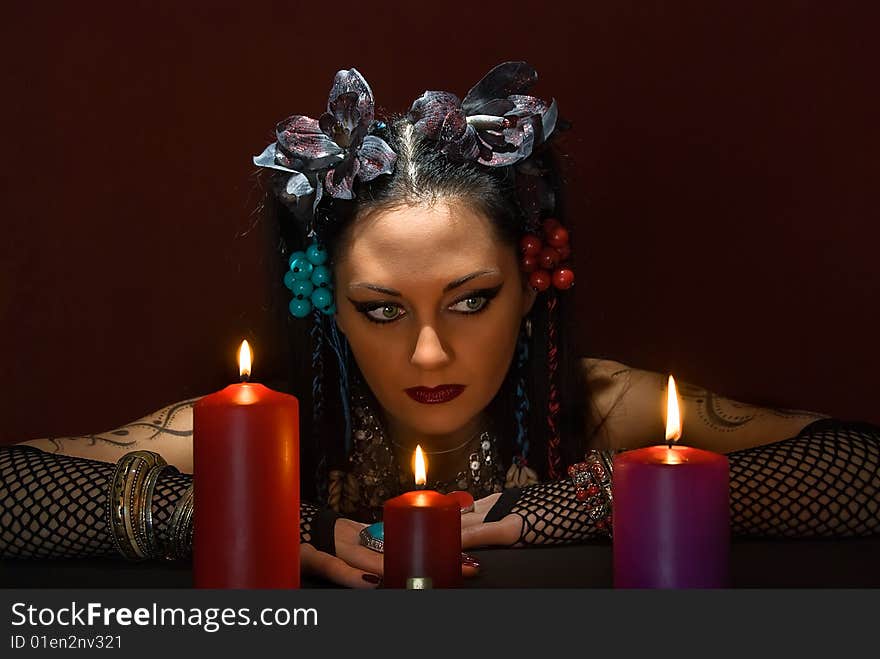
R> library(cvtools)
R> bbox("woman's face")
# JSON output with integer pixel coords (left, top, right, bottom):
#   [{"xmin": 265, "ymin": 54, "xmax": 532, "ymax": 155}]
[{"xmin": 333, "ymin": 200, "xmax": 536, "ymax": 442}]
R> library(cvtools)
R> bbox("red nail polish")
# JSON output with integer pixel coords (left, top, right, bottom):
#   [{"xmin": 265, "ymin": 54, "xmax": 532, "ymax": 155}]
[
  {"xmin": 461, "ymin": 553, "xmax": 480, "ymax": 567},
  {"xmin": 362, "ymin": 573, "xmax": 381, "ymax": 584}
]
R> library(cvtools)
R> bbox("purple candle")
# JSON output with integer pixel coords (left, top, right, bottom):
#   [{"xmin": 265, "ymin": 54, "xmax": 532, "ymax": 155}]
[
  {"xmin": 613, "ymin": 446, "xmax": 729, "ymax": 588},
  {"xmin": 612, "ymin": 376, "xmax": 730, "ymax": 588}
]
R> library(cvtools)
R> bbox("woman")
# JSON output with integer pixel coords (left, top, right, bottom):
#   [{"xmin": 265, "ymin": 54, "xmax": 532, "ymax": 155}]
[{"xmin": 2, "ymin": 63, "xmax": 878, "ymax": 588}]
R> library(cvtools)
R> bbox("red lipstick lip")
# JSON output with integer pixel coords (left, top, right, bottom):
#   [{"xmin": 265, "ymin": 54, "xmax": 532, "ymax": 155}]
[{"xmin": 405, "ymin": 385, "xmax": 465, "ymax": 404}]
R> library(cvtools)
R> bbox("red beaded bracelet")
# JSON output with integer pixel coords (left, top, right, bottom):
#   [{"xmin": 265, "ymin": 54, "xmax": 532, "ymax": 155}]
[{"xmin": 567, "ymin": 449, "xmax": 614, "ymax": 537}]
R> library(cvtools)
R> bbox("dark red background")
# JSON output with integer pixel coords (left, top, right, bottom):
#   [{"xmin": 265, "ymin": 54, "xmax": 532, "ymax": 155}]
[{"xmin": 2, "ymin": 1, "xmax": 878, "ymax": 444}]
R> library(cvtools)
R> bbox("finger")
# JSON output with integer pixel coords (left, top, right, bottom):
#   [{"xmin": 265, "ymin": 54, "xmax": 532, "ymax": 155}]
[
  {"xmin": 473, "ymin": 493, "xmax": 501, "ymax": 515},
  {"xmin": 460, "ymin": 493, "xmax": 502, "ymax": 528},
  {"xmin": 334, "ymin": 521, "xmax": 385, "ymax": 576},
  {"xmin": 341, "ymin": 546, "xmax": 385, "ymax": 577},
  {"xmin": 461, "ymin": 516, "xmax": 521, "ymax": 550},
  {"xmin": 301, "ymin": 544, "xmax": 381, "ymax": 589},
  {"xmin": 461, "ymin": 511, "xmax": 486, "ymax": 529}
]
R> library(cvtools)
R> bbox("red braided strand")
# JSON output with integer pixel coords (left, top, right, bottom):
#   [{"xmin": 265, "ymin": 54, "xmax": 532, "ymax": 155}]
[{"xmin": 546, "ymin": 294, "xmax": 562, "ymax": 479}]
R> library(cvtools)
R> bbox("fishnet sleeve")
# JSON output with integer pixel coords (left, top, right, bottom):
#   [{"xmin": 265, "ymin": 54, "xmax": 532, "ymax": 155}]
[
  {"xmin": 729, "ymin": 418, "xmax": 879, "ymax": 537},
  {"xmin": 1, "ymin": 445, "xmax": 325, "ymax": 559},
  {"xmin": 486, "ymin": 479, "xmax": 609, "ymax": 546},
  {"xmin": 485, "ymin": 418, "xmax": 880, "ymax": 545}
]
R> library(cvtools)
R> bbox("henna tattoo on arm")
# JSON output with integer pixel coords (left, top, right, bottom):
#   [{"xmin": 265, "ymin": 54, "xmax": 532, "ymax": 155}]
[
  {"xmin": 47, "ymin": 430, "xmax": 137, "ymax": 452},
  {"xmin": 675, "ymin": 381, "xmax": 756, "ymax": 432},
  {"xmin": 42, "ymin": 398, "xmax": 198, "ymax": 453},
  {"xmin": 672, "ymin": 381, "xmax": 824, "ymax": 433}
]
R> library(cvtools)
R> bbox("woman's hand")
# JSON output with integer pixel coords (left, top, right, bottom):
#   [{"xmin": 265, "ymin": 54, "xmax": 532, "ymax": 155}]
[
  {"xmin": 460, "ymin": 492, "xmax": 522, "ymax": 549},
  {"xmin": 301, "ymin": 518, "xmax": 383, "ymax": 589},
  {"xmin": 301, "ymin": 516, "xmax": 481, "ymax": 588}
]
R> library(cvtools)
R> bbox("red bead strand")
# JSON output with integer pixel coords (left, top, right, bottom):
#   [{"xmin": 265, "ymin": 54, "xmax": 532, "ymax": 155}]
[{"xmin": 520, "ymin": 218, "xmax": 575, "ymax": 292}]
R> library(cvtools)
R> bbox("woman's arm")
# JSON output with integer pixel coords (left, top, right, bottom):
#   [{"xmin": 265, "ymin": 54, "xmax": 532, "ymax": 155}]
[
  {"xmin": 0, "ymin": 444, "xmax": 385, "ymax": 587},
  {"xmin": 16, "ymin": 399, "xmax": 200, "ymax": 473},
  {"xmin": 465, "ymin": 417, "xmax": 880, "ymax": 547},
  {"xmin": 583, "ymin": 358, "xmax": 828, "ymax": 454}
]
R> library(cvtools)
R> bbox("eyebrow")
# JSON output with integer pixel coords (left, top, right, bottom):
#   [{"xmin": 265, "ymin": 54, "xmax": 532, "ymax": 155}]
[{"xmin": 348, "ymin": 269, "xmax": 501, "ymax": 297}]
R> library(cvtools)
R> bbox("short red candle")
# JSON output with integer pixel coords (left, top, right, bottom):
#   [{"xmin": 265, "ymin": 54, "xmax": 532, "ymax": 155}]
[
  {"xmin": 383, "ymin": 490, "xmax": 462, "ymax": 589},
  {"xmin": 612, "ymin": 445, "xmax": 729, "ymax": 588},
  {"xmin": 193, "ymin": 379, "xmax": 300, "ymax": 589},
  {"xmin": 446, "ymin": 490, "xmax": 475, "ymax": 513}
]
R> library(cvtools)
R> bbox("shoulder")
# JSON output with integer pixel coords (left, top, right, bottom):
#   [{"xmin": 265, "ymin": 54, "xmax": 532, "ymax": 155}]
[
  {"xmin": 577, "ymin": 357, "xmax": 660, "ymax": 450},
  {"xmin": 579, "ymin": 357, "xmax": 644, "ymax": 409}
]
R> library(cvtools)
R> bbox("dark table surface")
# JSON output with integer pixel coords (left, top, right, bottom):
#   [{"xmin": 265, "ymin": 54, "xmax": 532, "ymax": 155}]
[{"xmin": 4, "ymin": 537, "xmax": 879, "ymax": 588}]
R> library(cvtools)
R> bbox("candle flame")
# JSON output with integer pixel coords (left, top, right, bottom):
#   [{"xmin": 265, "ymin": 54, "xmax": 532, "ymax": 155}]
[
  {"xmin": 665, "ymin": 375, "xmax": 682, "ymax": 444},
  {"xmin": 238, "ymin": 340, "xmax": 252, "ymax": 379},
  {"xmin": 414, "ymin": 445, "xmax": 427, "ymax": 486}
]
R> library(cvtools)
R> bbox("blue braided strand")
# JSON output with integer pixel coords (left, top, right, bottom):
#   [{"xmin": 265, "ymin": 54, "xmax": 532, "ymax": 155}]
[
  {"xmin": 327, "ymin": 319, "xmax": 353, "ymax": 455},
  {"xmin": 514, "ymin": 329, "xmax": 530, "ymax": 463},
  {"xmin": 310, "ymin": 309, "xmax": 327, "ymax": 499}
]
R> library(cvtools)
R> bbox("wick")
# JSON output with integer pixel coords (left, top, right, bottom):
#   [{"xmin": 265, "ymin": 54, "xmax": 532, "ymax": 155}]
[{"xmin": 239, "ymin": 373, "xmax": 250, "ymax": 383}]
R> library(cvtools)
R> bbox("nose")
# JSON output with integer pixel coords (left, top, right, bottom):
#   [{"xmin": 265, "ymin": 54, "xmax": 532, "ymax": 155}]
[{"xmin": 410, "ymin": 324, "xmax": 452, "ymax": 370}]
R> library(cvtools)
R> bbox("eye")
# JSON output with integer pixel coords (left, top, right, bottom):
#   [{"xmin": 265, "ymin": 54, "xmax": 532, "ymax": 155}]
[
  {"xmin": 449, "ymin": 295, "xmax": 489, "ymax": 313},
  {"xmin": 449, "ymin": 285, "xmax": 503, "ymax": 315},
  {"xmin": 361, "ymin": 303, "xmax": 406, "ymax": 324}
]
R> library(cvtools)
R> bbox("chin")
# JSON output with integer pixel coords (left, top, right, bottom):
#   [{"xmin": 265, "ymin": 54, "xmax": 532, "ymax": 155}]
[{"xmin": 397, "ymin": 396, "xmax": 488, "ymax": 436}]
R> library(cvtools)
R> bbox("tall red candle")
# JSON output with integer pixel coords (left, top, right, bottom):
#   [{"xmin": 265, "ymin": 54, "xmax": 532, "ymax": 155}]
[
  {"xmin": 612, "ymin": 375, "xmax": 729, "ymax": 588},
  {"xmin": 383, "ymin": 446, "xmax": 462, "ymax": 589},
  {"xmin": 192, "ymin": 340, "xmax": 300, "ymax": 589}
]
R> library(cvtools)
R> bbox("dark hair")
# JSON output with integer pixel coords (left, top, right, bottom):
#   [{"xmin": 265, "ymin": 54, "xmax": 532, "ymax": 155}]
[{"xmin": 264, "ymin": 117, "xmax": 585, "ymax": 503}]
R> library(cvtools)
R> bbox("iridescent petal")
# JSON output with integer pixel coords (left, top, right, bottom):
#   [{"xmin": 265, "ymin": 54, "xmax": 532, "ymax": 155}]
[
  {"xmin": 307, "ymin": 178, "xmax": 323, "ymax": 237},
  {"xmin": 481, "ymin": 120, "xmax": 536, "ymax": 167},
  {"xmin": 465, "ymin": 97, "xmax": 514, "ymax": 117},
  {"xmin": 272, "ymin": 173, "xmax": 316, "ymax": 220},
  {"xmin": 442, "ymin": 125, "xmax": 480, "ymax": 162},
  {"xmin": 506, "ymin": 94, "xmax": 548, "ymax": 117},
  {"xmin": 356, "ymin": 135, "xmax": 398, "ymax": 182},
  {"xmin": 276, "ymin": 115, "xmax": 344, "ymax": 167},
  {"xmin": 325, "ymin": 157, "xmax": 360, "ymax": 199},
  {"xmin": 349, "ymin": 121, "xmax": 369, "ymax": 150},
  {"xmin": 462, "ymin": 61, "xmax": 537, "ymax": 114},
  {"xmin": 439, "ymin": 108, "xmax": 468, "ymax": 142},
  {"xmin": 408, "ymin": 91, "xmax": 461, "ymax": 139},
  {"xmin": 328, "ymin": 92, "xmax": 362, "ymax": 137},
  {"xmin": 319, "ymin": 113, "xmax": 342, "ymax": 139},
  {"xmin": 328, "ymin": 68, "xmax": 375, "ymax": 126},
  {"xmin": 541, "ymin": 98, "xmax": 558, "ymax": 141},
  {"xmin": 285, "ymin": 171, "xmax": 315, "ymax": 197},
  {"xmin": 505, "ymin": 96, "xmax": 557, "ymax": 143},
  {"xmin": 252, "ymin": 143, "xmax": 301, "ymax": 173},
  {"xmin": 334, "ymin": 152, "xmax": 357, "ymax": 183},
  {"xmin": 476, "ymin": 129, "xmax": 509, "ymax": 149},
  {"xmin": 273, "ymin": 146, "xmax": 306, "ymax": 171}
]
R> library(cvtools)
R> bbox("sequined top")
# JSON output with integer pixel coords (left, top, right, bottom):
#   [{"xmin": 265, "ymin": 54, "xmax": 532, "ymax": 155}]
[{"xmin": 328, "ymin": 379, "xmax": 507, "ymax": 522}]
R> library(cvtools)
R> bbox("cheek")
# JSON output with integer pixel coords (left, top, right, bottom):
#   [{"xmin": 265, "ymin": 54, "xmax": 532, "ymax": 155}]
[
  {"xmin": 458, "ymin": 309, "xmax": 521, "ymax": 388},
  {"xmin": 336, "ymin": 314, "xmax": 403, "ymax": 396}
]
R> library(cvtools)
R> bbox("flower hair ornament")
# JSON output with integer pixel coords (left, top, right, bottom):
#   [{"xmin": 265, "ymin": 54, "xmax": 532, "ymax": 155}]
[
  {"xmin": 407, "ymin": 61, "xmax": 558, "ymax": 167},
  {"xmin": 406, "ymin": 62, "xmax": 574, "ymax": 294},
  {"xmin": 253, "ymin": 68, "xmax": 397, "ymax": 318},
  {"xmin": 253, "ymin": 62, "xmax": 575, "ymax": 320}
]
